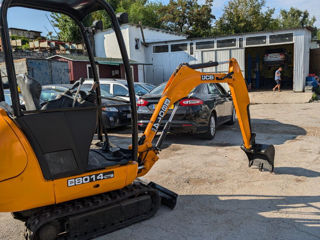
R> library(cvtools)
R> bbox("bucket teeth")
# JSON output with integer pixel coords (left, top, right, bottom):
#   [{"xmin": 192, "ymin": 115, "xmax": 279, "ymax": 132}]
[{"xmin": 242, "ymin": 144, "xmax": 275, "ymax": 173}]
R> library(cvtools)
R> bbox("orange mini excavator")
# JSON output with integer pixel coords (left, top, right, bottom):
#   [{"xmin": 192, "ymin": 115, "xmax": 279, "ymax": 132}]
[{"xmin": 0, "ymin": 0, "xmax": 275, "ymax": 239}]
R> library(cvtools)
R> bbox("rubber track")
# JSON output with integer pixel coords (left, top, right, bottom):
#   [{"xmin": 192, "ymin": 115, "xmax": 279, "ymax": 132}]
[{"xmin": 25, "ymin": 182, "xmax": 160, "ymax": 240}]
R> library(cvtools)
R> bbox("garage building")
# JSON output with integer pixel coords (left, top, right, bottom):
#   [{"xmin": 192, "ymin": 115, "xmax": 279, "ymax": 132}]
[{"xmin": 146, "ymin": 28, "xmax": 311, "ymax": 92}]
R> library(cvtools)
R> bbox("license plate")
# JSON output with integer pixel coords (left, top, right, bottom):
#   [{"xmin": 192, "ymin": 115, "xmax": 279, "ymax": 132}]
[{"xmin": 151, "ymin": 104, "xmax": 174, "ymax": 110}]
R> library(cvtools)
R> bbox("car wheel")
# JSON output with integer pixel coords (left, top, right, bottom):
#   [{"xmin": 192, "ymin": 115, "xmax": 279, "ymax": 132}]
[
  {"xmin": 201, "ymin": 113, "xmax": 216, "ymax": 140},
  {"xmin": 226, "ymin": 107, "xmax": 236, "ymax": 125}
]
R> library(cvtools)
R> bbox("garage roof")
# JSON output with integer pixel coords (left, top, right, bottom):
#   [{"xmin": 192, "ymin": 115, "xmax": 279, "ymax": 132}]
[{"xmin": 48, "ymin": 54, "xmax": 152, "ymax": 65}]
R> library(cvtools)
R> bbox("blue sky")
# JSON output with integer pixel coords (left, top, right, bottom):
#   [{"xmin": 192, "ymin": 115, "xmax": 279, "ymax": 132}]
[{"xmin": 7, "ymin": 0, "xmax": 320, "ymax": 37}]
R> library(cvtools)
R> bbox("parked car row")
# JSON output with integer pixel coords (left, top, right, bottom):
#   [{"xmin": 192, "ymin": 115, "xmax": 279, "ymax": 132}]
[
  {"xmin": 137, "ymin": 82, "xmax": 235, "ymax": 139},
  {"xmin": 2, "ymin": 78, "xmax": 236, "ymax": 139}
]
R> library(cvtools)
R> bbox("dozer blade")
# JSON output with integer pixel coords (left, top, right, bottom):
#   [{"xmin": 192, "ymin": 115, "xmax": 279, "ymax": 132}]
[
  {"xmin": 148, "ymin": 182, "xmax": 178, "ymax": 209},
  {"xmin": 242, "ymin": 144, "xmax": 275, "ymax": 172}
]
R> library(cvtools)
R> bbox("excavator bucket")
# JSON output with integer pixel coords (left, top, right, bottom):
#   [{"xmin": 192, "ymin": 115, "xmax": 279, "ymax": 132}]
[{"xmin": 242, "ymin": 144, "xmax": 275, "ymax": 172}]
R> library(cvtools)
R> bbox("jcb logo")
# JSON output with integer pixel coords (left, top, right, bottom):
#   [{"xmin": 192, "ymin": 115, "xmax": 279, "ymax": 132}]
[{"xmin": 201, "ymin": 75, "xmax": 215, "ymax": 81}]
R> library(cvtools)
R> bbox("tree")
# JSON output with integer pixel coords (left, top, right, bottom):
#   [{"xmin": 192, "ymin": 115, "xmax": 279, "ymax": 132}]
[
  {"xmin": 50, "ymin": 13, "xmax": 84, "ymax": 42},
  {"xmin": 128, "ymin": 1, "xmax": 164, "ymax": 29},
  {"xmin": 279, "ymin": 8, "xmax": 316, "ymax": 29},
  {"xmin": 215, "ymin": 0, "xmax": 278, "ymax": 35},
  {"xmin": 51, "ymin": 0, "xmax": 164, "ymax": 42},
  {"xmin": 160, "ymin": 0, "xmax": 215, "ymax": 37}
]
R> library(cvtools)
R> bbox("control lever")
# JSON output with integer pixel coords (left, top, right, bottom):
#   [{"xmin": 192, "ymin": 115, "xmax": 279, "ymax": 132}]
[{"xmin": 72, "ymin": 77, "xmax": 85, "ymax": 107}]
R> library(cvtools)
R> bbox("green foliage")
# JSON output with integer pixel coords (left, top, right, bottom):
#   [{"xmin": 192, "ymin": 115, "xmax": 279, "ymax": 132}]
[
  {"xmin": 128, "ymin": 1, "xmax": 164, "ymax": 28},
  {"xmin": 215, "ymin": 0, "xmax": 278, "ymax": 35},
  {"xmin": 50, "ymin": 0, "xmax": 319, "ymax": 41},
  {"xmin": 10, "ymin": 35, "xmax": 30, "ymax": 45},
  {"xmin": 50, "ymin": 13, "xmax": 82, "ymax": 42},
  {"xmin": 279, "ymin": 7, "xmax": 316, "ymax": 29},
  {"xmin": 50, "ymin": 0, "xmax": 164, "ymax": 42},
  {"xmin": 160, "ymin": 0, "xmax": 214, "ymax": 37},
  {"xmin": 22, "ymin": 43, "xmax": 30, "ymax": 50}
]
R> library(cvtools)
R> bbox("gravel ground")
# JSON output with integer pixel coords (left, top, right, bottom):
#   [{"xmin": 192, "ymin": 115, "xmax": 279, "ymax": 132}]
[{"xmin": 1, "ymin": 103, "xmax": 320, "ymax": 240}]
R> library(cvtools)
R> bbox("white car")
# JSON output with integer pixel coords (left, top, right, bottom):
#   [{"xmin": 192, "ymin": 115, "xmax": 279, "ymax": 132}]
[{"xmin": 83, "ymin": 79, "xmax": 154, "ymax": 101}]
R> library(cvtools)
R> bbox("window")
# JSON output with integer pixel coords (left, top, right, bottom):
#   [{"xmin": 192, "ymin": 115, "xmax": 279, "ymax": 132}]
[
  {"xmin": 113, "ymin": 84, "xmax": 128, "ymax": 97},
  {"xmin": 246, "ymin": 36, "xmax": 266, "ymax": 46},
  {"xmin": 217, "ymin": 39, "xmax": 236, "ymax": 48},
  {"xmin": 239, "ymin": 38, "xmax": 243, "ymax": 48},
  {"xmin": 171, "ymin": 43, "xmax": 188, "ymax": 52},
  {"xmin": 100, "ymin": 84, "xmax": 111, "ymax": 94},
  {"xmin": 196, "ymin": 41, "xmax": 215, "ymax": 50},
  {"xmin": 207, "ymin": 83, "xmax": 220, "ymax": 95},
  {"xmin": 153, "ymin": 45, "xmax": 168, "ymax": 53},
  {"xmin": 87, "ymin": 64, "xmax": 99, "ymax": 79},
  {"xmin": 215, "ymin": 83, "xmax": 228, "ymax": 96},
  {"xmin": 270, "ymin": 33, "xmax": 293, "ymax": 44},
  {"xmin": 190, "ymin": 42, "xmax": 194, "ymax": 55}
]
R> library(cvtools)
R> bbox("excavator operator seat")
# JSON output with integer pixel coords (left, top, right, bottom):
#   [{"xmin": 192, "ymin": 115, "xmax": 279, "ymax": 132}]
[{"xmin": 17, "ymin": 75, "xmax": 41, "ymax": 111}]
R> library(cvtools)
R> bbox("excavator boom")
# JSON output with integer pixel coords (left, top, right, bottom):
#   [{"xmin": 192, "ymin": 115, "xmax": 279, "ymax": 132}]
[{"xmin": 136, "ymin": 59, "xmax": 275, "ymax": 177}]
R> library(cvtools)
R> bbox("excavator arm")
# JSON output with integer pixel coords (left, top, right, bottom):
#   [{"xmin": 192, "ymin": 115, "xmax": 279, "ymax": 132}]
[{"xmin": 136, "ymin": 59, "xmax": 275, "ymax": 177}]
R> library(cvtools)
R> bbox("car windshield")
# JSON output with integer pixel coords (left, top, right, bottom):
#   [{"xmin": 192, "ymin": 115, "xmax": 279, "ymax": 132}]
[
  {"xmin": 82, "ymin": 84, "xmax": 113, "ymax": 98},
  {"xmin": 4, "ymin": 92, "xmax": 12, "ymax": 105},
  {"xmin": 134, "ymin": 84, "xmax": 149, "ymax": 96},
  {"xmin": 4, "ymin": 90, "xmax": 24, "ymax": 105},
  {"xmin": 149, "ymin": 82, "xmax": 167, "ymax": 95},
  {"xmin": 40, "ymin": 88, "xmax": 66, "ymax": 102},
  {"xmin": 140, "ymin": 83, "xmax": 155, "ymax": 91}
]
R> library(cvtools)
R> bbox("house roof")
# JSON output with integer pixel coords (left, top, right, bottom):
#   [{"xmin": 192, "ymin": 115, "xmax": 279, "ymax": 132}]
[
  {"xmin": 9, "ymin": 27, "xmax": 42, "ymax": 34},
  {"xmin": 47, "ymin": 54, "xmax": 152, "ymax": 65}
]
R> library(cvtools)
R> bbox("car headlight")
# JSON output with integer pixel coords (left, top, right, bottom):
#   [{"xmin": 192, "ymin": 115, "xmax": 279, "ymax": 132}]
[{"xmin": 102, "ymin": 107, "xmax": 119, "ymax": 112}]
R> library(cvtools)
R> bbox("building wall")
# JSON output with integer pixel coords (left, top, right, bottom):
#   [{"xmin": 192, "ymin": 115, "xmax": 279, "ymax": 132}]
[
  {"xmin": 94, "ymin": 24, "xmax": 186, "ymax": 62},
  {"xmin": 120, "ymin": 64, "xmax": 139, "ymax": 82},
  {"xmin": 293, "ymin": 29, "xmax": 311, "ymax": 92},
  {"xmin": 148, "ymin": 29, "xmax": 311, "ymax": 91}
]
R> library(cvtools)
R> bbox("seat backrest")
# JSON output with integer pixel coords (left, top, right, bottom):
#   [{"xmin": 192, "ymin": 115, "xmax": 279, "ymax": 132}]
[
  {"xmin": 17, "ymin": 75, "xmax": 41, "ymax": 111},
  {"xmin": 17, "ymin": 108, "xmax": 97, "ymax": 180}
]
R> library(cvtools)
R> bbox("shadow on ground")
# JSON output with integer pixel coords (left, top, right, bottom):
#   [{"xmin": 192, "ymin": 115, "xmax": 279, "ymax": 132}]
[
  {"xmin": 96, "ymin": 194, "xmax": 320, "ymax": 240},
  {"xmin": 275, "ymin": 167, "xmax": 320, "ymax": 178},
  {"xmin": 105, "ymin": 119, "xmax": 306, "ymax": 149}
]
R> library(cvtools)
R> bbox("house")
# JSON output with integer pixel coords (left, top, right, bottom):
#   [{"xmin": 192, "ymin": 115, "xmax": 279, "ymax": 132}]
[
  {"xmin": 48, "ymin": 54, "xmax": 150, "ymax": 83},
  {"xmin": 9, "ymin": 27, "xmax": 42, "ymax": 39}
]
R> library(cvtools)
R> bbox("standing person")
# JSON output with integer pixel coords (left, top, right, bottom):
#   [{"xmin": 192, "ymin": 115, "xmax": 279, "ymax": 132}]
[{"xmin": 273, "ymin": 67, "xmax": 282, "ymax": 92}]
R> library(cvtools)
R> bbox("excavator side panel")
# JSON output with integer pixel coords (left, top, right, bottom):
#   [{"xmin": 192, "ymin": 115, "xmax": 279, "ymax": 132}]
[
  {"xmin": 0, "ymin": 109, "xmax": 27, "ymax": 181},
  {"xmin": 0, "ymin": 109, "xmax": 55, "ymax": 212},
  {"xmin": 0, "ymin": 108, "xmax": 139, "ymax": 211}
]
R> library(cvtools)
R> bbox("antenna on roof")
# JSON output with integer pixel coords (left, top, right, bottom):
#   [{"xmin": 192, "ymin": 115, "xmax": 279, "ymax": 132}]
[{"xmin": 45, "ymin": 14, "xmax": 59, "ymax": 37}]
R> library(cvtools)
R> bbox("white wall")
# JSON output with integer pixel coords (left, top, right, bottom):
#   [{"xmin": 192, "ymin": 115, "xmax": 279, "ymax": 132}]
[
  {"xmin": 293, "ymin": 29, "xmax": 311, "ymax": 92},
  {"xmin": 94, "ymin": 24, "xmax": 186, "ymax": 62}
]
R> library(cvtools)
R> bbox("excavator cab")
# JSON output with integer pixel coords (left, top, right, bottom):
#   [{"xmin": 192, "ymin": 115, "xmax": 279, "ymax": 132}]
[
  {"xmin": 0, "ymin": 0, "xmax": 139, "ymax": 181},
  {"xmin": 0, "ymin": 1, "xmax": 274, "ymax": 239}
]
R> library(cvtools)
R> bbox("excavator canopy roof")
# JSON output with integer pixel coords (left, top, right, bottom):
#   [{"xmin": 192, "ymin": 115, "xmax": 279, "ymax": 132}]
[{"xmin": 1, "ymin": 0, "xmax": 103, "ymax": 20}]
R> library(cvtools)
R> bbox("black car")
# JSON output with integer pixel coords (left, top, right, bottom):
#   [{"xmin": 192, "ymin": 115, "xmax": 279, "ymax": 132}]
[
  {"xmin": 41, "ymin": 85, "xmax": 131, "ymax": 130},
  {"xmin": 137, "ymin": 82, "xmax": 236, "ymax": 139}
]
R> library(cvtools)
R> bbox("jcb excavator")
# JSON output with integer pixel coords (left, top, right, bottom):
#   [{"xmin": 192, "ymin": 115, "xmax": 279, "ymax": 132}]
[{"xmin": 0, "ymin": 0, "xmax": 275, "ymax": 239}]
